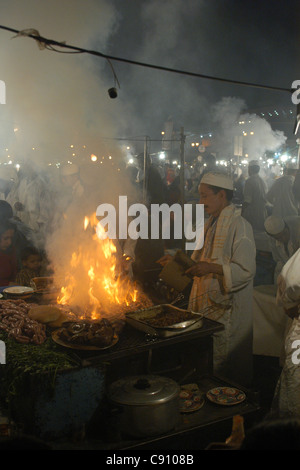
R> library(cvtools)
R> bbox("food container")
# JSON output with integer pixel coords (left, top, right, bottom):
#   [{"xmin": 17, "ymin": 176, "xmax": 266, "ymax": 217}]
[
  {"xmin": 107, "ymin": 375, "xmax": 180, "ymax": 438},
  {"xmin": 30, "ymin": 277, "xmax": 60, "ymax": 301},
  {"xmin": 31, "ymin": 276, "xmax": 54, "ymax": 290},
  {"xmin": 126, "ymin": 304, "xmax": 203, "ymax": 338},
  {"xmin": 159, "ymin": 249, "xmax": 195, "ymax": 292}
]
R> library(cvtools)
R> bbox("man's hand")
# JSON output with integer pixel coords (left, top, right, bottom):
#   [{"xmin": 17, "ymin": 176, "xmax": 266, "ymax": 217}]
[
  {"xmin": 185, "ymin": 262, "xmax": 223, "ymax": 277},
  {"xmin": 156, "ymin": 254, "xmax": 173, "ymax": 266}
]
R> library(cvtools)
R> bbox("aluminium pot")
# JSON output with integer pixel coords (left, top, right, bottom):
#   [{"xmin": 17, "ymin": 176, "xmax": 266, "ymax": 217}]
[{"xmin": 107, "ymin": 375, "xmax": 180, "ymax": 438}]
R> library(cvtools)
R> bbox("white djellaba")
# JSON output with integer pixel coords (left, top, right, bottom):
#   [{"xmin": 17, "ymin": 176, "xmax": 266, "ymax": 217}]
[{"xmin": 271, "ymin": 248, "xmax": 300, "ymax": 418}]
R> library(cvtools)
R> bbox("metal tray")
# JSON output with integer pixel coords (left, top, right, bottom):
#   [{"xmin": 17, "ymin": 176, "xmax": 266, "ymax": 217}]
[{"xmin": 125, "ymin": 304, "xmax": 203, "ymax": 338}]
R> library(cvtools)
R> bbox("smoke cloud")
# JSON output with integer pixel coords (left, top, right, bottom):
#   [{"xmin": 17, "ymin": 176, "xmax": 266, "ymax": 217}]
[
  {"xmin": 0, "ymin": 1, "xmax": 293, "ymax": 300},
  {"xmin": 0, "ymin": 0, "xmax": 142, "ymax": 291},
  {"xmin": 0, "ymin": 0, "xmax": 126, "ymax": 166},
  {"xmin": 209, "ymin": 96, "xmax": 287, "ymax": 160}
]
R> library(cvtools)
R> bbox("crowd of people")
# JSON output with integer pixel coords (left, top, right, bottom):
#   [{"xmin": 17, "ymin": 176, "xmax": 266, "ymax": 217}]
[
  {"xmin": 155, "ymin": 154, "xmax": 300, "ymax": 421},
  {"xmin": 0, "ymin": 151, "xmax": 300, "ymax": 426},
  {"xmin": 0, "ymin": 160, "xmax": 86, "ymax": 289}
]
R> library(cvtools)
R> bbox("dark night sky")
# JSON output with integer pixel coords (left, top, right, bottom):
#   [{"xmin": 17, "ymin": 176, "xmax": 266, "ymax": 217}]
[
  {"xmin": 103, "ymin": 0, "xmax": 300, "ymax": 136},
  {"xmin": 0, "ymin": 0, "xmax": 299, "ymax": 160}
]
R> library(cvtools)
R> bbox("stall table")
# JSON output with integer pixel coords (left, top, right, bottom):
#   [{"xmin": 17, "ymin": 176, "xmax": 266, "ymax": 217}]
[
  {"xmin": 0, "ymin": 312, "xmax": 261, "ymax": 449},
  {"xmin": 57, "ymin": 318, "xmax": 259, "ymax": 449}
]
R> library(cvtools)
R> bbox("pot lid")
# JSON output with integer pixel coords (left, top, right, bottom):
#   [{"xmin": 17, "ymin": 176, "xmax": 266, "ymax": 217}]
[{"xmin": 108, "ymin": 375, "xmax": 180, "ymax": 406}]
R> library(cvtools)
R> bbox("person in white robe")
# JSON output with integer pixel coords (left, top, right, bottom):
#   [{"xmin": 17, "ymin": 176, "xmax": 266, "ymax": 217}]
[
  {"xmin": 59, "ymin": 163, "xmax": 85, "ymax": 210},
  {"xmin": 266, "ymin": 164, "xmax": 298, "ymax": 218},
  {"xmin": 242, "ymin": 160, "xmax": 268, "ymax": 232},
  {"xmin": 0, "ymin": 166, "xmax": 18, "ymax": 203},
  {"xmin": 270, "ymin": 248, "xmax": 300, "ymax": 418},
  {"xmin": 158, "ymin": 171, "xmax": 256, "ymax": 387},
  {"xmin": 264, "ymin": 215, "xmax": 300, "ymax": 284},
  {"xmin": 252, "ymin": 215, "xmax": 300, "ymax": 358},
  {"xmin": 50, "ymin": 162, "xmax": 86, "ymax": 231},
  {"xmin": 5, "ymin": 162, "xmax": 52, "ymax": 250}
]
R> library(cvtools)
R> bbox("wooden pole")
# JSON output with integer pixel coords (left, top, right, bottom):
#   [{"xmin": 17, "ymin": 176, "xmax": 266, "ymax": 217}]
[
  {"xmin": 179, "ymin": 127, "xmax": 186, "ymax": 252},
  {"xmin": 143, "ymin": 136, "xmax": 149, "ymax": 203}
]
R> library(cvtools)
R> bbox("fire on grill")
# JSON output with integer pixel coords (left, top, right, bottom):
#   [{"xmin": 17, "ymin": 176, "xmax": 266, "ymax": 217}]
[{"xmin": 47, "ymin": 212, "xmax": 153, "ymax": 348}]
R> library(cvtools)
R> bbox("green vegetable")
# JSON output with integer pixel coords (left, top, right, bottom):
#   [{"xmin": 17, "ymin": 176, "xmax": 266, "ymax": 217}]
[{"xmin": 0, "ymin": 331, "xmax": 81, "ymax": 406}]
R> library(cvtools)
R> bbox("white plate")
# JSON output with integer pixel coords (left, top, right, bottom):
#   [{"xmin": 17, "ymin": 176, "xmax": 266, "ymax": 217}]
[{"xmin": 3, "ymin": 286, "xmax": 34, "ymax": 295}]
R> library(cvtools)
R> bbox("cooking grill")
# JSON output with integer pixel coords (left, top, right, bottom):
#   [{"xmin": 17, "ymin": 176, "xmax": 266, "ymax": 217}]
[
  {"xmin": 80, "ymin": 315, "xmax": 224, "ymax": 368},
  {"xmin": 125, "ymin": 304, "xmax": 204, "ymax": 338},
  {"xmin": 124, "ymin": 290, "xmax": 231, "ymax": 338}
]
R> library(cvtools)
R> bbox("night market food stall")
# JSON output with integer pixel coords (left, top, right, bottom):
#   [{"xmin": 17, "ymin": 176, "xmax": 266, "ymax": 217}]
[{"xmin": 0, "ymin": 215, "xmax": 260, "ymax": 450}]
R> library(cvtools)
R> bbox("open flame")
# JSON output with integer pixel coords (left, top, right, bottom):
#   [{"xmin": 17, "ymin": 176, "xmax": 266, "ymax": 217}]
[{"xmin": 56, "ymin": 213, "xmax": 149, "ymax": 319}]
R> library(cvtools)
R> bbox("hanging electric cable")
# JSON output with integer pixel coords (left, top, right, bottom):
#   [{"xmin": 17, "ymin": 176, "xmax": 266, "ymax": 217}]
[{"xmin": 0, "ymin": 24, "xmax": 292, "ymax": 95}]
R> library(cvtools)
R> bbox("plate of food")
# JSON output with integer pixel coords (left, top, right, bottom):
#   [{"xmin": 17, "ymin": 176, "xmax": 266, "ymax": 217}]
[
  {"xmin": 52, "ymin": 318, "xmax": 119, "ymax": 350},
  {"xmin": 3, "ymin": 286, "xmax": 34, "ymax": 296},
  {"xmin": 179, "ymin": 383, "xmax": 205, "ymax": 413},
  {"xmin": 206, "ymin": 387, "xmax": 246, "ymax": 406}
]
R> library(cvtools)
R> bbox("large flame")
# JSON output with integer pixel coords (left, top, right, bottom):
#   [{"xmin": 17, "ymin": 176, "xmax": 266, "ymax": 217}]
[{"xmin": 56, "ymin": 213, "xmax": 148, "ymax": 319}]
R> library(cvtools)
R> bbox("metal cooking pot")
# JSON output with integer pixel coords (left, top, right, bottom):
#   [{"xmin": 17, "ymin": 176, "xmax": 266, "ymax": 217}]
[{"xmin": 107, "ymin": 375, "xmax": 180, "ymax": 438}]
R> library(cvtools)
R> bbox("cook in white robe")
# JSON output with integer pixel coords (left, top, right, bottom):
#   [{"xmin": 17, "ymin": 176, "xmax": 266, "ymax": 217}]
[
  {"xmin": 158, "ymin": 172, "xmax": 256, "ymax": 387},
  {"xmin": 188, "ymin": 204, "xmax": 256, "ymax": 387}
]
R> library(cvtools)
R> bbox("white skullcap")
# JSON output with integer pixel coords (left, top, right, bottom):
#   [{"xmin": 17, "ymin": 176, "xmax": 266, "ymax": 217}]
[
  {"xmin": 264, "ymin": 215, "xmax": 285, "ymax": 235},
  {"xmin": 248, "ymin": 159, "xmax": 260, "ymax": 167},
  {"xmin": 60, "ymin": 163, "xmax": 79, "ymax": 176},
  {"xmin": 200, "ymin": 172, "xmax": 234, "ymax": 190}
]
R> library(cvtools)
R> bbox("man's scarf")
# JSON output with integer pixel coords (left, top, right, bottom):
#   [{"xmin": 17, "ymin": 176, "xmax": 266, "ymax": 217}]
[{"xmin": 188, "ymin": 204, "xmax": 237, "ymax": 318}]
